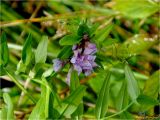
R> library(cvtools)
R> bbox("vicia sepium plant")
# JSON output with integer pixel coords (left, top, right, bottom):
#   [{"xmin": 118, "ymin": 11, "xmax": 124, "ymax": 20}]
[
  {"xmin": 1, "ymin": 0, "xmax": 159, "ymax": 118},
  {"xmin": 53, "ymin": 21, "xmax": 98, "ymax": 84}
]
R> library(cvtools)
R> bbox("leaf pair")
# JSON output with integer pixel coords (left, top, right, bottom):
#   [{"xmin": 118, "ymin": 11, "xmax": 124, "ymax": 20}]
[
  {"xmin": 95, "ymin": 64, "xmax": 140, "ymax": 119},
  {"xmin": 17, "ymin": 34, "xmax": 48, "ymax": 73},
  {"xmin": 22, "ymin": 34, "xmax": 48, "ymax": 65}
]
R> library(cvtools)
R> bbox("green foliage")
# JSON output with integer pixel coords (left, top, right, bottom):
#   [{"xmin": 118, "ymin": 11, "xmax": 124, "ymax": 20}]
[
  {"xmin": 113, "ymin": 0, "xmax": 159, "ymax": 19},
  {"xmin": 1, "ymin": 0, "xmax": 159, "ymax": 119},
  {"xmin": 59, "ymin": 34, "xmax": 80, "ymax": 45},
  {"xmin": 95, "ymin": 71, "xmax": 111, "ymax": 119},
  {"xmin": 22, "ymin": 34, "xmax": 33, "ymax": 65},
  {"xmin": 35, "ymin": 36, "xmax": 48, "ymax": 64},
  {"xmin": 57, "ymin": 46, "xmax": 72, "ymax": 59},
  {"xmin": 0, "ymin": 93, "xmax": 15, "ymax": 120},
  {"xmin": 0, "ymin": 32, "xmax": 9, "ymax": 67},
  {"xmin": 124, "ymin": 63, "xmax": 140, "ymax": 102},
  {"xmin": 70, "ymin": 70, "xmax": 83, "ymax": 119},
  {"xmin": 88, "ymin": 70, "xmax": 107, "ymax": 93},
  {"xmin": 77, "ymin": 22, "xmax": 90, "ymax": 36},
  {"xmin": 116, "ymin": 81, "xmax": 129, "ymax": 111},
  {"xmin": 57, "ymin": 85, "xmax": 86, "ymax": 118},
  {"xmin": 70, "ymin": 70, "xmax": 80, "ymax": 92},
  {"xmin": 117, "ymin": 34, "xmax": 158, "ymax": 59},
  {"xmin": 29, "ymin": 78, "xmax": 51, "ymax": 119},
  {"xmin": 137, "ymin": 94, "xmax": 159, "ymax": 111},
  {"xmin": 94, "ymin": 24, "xmax": 114, "ymax": 45},
  {"xmin": 143, "ymin": 70, "xmax": 160, "ymax": 99}
]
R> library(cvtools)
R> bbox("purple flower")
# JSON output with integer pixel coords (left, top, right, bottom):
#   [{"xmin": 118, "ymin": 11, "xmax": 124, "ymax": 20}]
[
  {"xmin": 53, "ymin": 41, "xmax": 97, "ymax": 85},
  {"xmin": 84, "ymin": 42, "xmax": 97, "ymax": 55},
  {"xmin": 53, "ymin": 58, "xmax": 63, "ymax": 72},
  {"xmin": 70, "ymin": 42, "xmax": 97, "ymax": 76}
]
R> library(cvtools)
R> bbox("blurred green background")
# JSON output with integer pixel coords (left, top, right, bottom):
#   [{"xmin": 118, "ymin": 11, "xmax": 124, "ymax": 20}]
[{"xmin": 0, "ymin": 0, "xmax": 159, "ymax": 119}]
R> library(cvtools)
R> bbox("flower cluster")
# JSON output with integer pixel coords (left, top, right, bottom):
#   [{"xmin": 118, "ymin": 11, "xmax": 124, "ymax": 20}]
[
  {"xmin": 53, "ymin": 39, "xmax": 97, "ymax": 84},
  {"xmin": 71, "ymin": 42, "xmax": 97, "ymax": 76}
]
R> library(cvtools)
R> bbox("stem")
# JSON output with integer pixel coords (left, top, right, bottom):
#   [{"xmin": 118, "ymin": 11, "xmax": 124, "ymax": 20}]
[
  {"xmin": 4, "ymin": 68, "xmax": 36, "ymax": 104},
  {"xmin": 101, "ymin": 101, "xmax": 134, "ymax": 120},
  {"xmin": 18, "ymin": 71, "xmax": 34, "ymax": 105}
]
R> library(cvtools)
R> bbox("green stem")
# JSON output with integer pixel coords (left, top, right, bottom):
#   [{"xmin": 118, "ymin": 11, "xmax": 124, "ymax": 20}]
[
  {"xmin": 4, "ymin": 68, "xmax": 36, "ymax": 104},
  {"xmin": 101, "ymin": 101, "xmax": 134, "ymax": 120}
]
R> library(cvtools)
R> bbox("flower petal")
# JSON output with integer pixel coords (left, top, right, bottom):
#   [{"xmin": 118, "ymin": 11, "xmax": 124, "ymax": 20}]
[
  {"xmin": 71, "ymin": 57, "xmax": 76, "ymax": 63},
  {"xmin": 73, "ymin": 64, "xmax": 82, "ymax": 75},
  {"xmin": 53, "ymin": 59, "xmax": 63, "ymax": 72},
  {"xmin": 66, "ymin": 68, "xmax": 72, "ymax": 85},
  {"xmin": 84, "ymin": 69, "xmax": 92, "ymax": 76}
]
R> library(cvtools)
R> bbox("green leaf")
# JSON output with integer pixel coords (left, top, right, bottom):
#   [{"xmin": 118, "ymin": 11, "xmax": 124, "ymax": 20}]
[
  {"xmin": 77, "ymin": 22, "xmax": 90, "ymax": 36},
  {"xmin": 113, "ymin": 0, "xmax": 159, "ymax": 19},
  {"xmin": 0, "ymin": 66, "xmax": 6, "ymax": 76},
  {"xmin": 137, "ymin": 94, "xmax": 159, "ymax": 111},
  {"xmin": 35, "ymin": 36, "xmax": 48, "ymax": 64},
  {"xmin": 16, "ymin": 60, "xmax": 27, "ymax": 74},
  {"xmin": 22, "ymin": 33, "xmax": 32, "ymax": 65},
  {"xmin": 1, "ymin": 93, "xmax": 15, "ymax": 120},
  {"xmin": 59, "ymin": 34, "xmax": 80, "ymax": 45},
  {"xmin": 29, "ymin": 78, "xmax": 51, "ymax": 119},
  {"xmin": 70, "ymin": 70, "xmax": 80, "ymax": 92},
  {"xmin": 57, "ymin": 46, "xmax": 72, "ymax": 59},
  {"xmin": 88, "ymin": 70, "xmax": 107, "ymax": 93},
  {"xmin": 117, "ymin": 34, "xmax": 158, "ymax": 59},
  {"xmin": 94, "ymin": 24, "xmax": 113, "ymax": 44},
  {"xmin": 70, "ymin": 70, "xmax": 83, "ymax": 119},
  {"xmin": 116, "ymin": 81, "xmax": 129, "ymax": 111},
  {"xmin": 143, "ymin": 70, "xmax": 160, "ymax": 99},
  {"xmin": 0, "ymin": 32, "xmax": 9, "ymax": 67},
  {"xmin": 89, "ymin": 23, "xmax": 99, "ymax": 37},
  {"xmin": 95, "ymin": 71, "xmax": 111, "ymax": 119},
  {"xmin": 71, "ymin": 102, "xmax": 83, "ymax": 119},
  {"xmin": 58, "ymin": 85, "xmax": 86, "ymax": 117},
  {"xmin": 124, "ymin": 63, "xmax": 140, "ymax": 102},
  {"xmin": 103, "ymin": 38, "xmax": 119, "ymax": 46}
]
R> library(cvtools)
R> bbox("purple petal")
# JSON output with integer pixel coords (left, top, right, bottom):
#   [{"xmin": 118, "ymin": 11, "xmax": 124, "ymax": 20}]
[
  {"xmin": 91, "ymin": 61, "xmax": 97, "ymax": 67},
  {"xmin": 73, "ymin": 64, "xmax": 82, "ymax": 75},
  {"xmin": 84, "ymin": 47, "xmax": 97, "ymax": 55},
  {"xmin": 86, "ymin": 55, "xmax": 96, "ymax": 61},
  {"xmin": 84, "ymin": 69, "xmax": 92, "ymax": 76},
  {"xmin": 66, "ymin": 68, "xmax": 72, "ymax": 85},
  {"xmin": 84, "ymin": 42, "xmax": 97, "ymax": 55},
  {"xmin": 72, "ymin": 45, "xmax": 77, "ymax": 50},
  {"xmin": 71, "ymin": 57, "xmax": 76, "ymax": 63},
  {"xmin": 88, "ymin": 42, "xmax": 96, "ymax": 49},
  {"xmin": 73, "ymin": 48, "xmax": 82, "ymax": 57},
  {"xmin": 53, "ymin": 59, "xmax": 63, "ymax": 72},
  {"xmin": 81, "ymin": 61, "xmax": 92, "ymax": 70}
]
